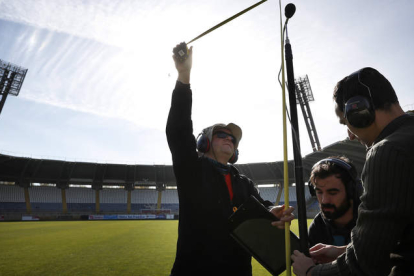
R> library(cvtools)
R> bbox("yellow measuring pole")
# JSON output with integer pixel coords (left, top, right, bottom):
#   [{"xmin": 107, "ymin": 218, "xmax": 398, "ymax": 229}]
[{"xmin": 279, "ymin": 0, "xmax": 291, "ymax": 275}]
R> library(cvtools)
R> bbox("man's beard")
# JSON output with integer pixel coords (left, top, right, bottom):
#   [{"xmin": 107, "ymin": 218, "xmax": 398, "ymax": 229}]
[{"xmin": 320, "ymin": 199, "xmax": 351, "ymax": 220}]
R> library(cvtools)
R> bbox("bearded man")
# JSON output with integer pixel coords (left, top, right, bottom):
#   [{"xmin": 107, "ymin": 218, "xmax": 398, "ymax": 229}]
[{"xmin": 307, "ymin": 156, "xmax": 361, "ymax": 247}]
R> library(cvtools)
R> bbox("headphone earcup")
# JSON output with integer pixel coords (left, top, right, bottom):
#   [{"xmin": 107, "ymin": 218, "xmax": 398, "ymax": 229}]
[
  {"xmin": 308, "ymin": 182, "xmax": 316, "ymax": 197},
  {"xmin": 228, "ymin": 149, "xmax": 239, "ymax": 164},
  {"xmin": 196, "ymin": 134, "xmax": 210, "ymax": 153},
  {"xmin": 344, "ymin": 96, "xmax": 375, "ymax": 128}
]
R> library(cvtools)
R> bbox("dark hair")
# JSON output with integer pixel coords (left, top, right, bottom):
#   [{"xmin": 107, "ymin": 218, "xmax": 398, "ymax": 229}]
[
  {"xmin": 309, "ymin": 156, "xmax": 357, "ymax": 197},
  {"xmin": 333, "ymin": 67, "xmax": 399, "ymax": 113}
]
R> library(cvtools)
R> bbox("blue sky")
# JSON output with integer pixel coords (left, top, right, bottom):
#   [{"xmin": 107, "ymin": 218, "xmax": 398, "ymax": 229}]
[{"xmin": 0, "ymin": 0, "xmax": 413, "ymax": 165}]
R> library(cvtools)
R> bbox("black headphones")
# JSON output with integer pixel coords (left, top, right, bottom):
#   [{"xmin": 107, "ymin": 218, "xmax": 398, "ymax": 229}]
[
  {"xmin": 196, "ymin": 130, "xmax": 239, "ymax": 164},
  {"xmin": 344, "ymin": 68, "xmax": 376, "ymax": 128},
  {"xmin": 308, "ymin": 158, "xmax": 360, "ymax": 199}
]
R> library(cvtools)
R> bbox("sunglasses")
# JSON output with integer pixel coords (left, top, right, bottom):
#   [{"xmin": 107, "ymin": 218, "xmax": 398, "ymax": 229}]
[{"xmin": 214, "ymin": 131, "xmax": 236, "ymax": 144}]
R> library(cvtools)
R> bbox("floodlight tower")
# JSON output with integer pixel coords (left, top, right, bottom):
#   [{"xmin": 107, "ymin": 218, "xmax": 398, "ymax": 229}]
[
  {"xmin": 0, "ymin": 59, "xmax": 28, "ymax": 116},
  {"xmin": 295, "ymin": 75, "xmax": 321, "ymax": 152}
]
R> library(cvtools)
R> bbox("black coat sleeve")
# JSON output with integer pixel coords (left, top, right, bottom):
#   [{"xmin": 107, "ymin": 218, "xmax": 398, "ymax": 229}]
[{"xmin": 166, "ymin": 81, "xmax": 198, "ymax": 167}]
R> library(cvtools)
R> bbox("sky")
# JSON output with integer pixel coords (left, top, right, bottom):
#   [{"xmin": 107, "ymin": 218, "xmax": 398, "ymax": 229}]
[{"xmin": 0, "ymin": 0, "xmax": 413, "ymax": 165}]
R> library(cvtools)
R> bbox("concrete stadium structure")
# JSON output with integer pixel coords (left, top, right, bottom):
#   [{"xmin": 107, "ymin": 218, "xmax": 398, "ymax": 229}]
[{"xmin": 0, "ymin": 138, "xmax": 366, "ymax": 220}]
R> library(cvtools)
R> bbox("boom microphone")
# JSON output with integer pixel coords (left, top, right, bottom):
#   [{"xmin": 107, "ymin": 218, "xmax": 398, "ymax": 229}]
[{"xmin": 285, "ymin": 3, "xmax": 296, "ymax": 19}]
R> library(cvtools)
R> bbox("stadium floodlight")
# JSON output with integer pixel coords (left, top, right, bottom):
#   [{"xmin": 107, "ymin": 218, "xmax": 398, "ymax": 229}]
[
  {"xmin": 0, "ymin": 59, "xmax": 28, "ymax": 116},
  {"xmin": 295, "ymin": 75, "xmax": 314, "ymax": 104},
  {"xmin": 294, "ymin": 75, "xmax": 321, "ymax": 152}
]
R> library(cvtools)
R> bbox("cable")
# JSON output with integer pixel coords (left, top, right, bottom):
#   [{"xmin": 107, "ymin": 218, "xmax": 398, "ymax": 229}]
[{"xmin": 277, "ymin": 28, "xmax": 301, "ymax": 159}]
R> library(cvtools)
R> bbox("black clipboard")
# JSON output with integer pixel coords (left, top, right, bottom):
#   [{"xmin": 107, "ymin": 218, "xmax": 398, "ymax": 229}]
[{"xmin": 228, "ymin": 195, "xmax": 300, "ymax": 275}]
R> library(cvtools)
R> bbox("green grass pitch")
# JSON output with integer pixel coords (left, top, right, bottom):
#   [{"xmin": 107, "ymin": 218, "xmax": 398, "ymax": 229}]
[{"xmin": 0, "ymin": 219, "xmax": 312, "ymax": 276}]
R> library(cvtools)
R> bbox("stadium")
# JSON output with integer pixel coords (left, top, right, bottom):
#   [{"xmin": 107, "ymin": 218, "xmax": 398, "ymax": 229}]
[
  {"xmin": 0, "ymin": 139, "xmax": 365, "ymax": 222},
  {"xmin": 1, "ymin": 1, "xmax": 413, "ymax": 275},
  {"xmin": 0, "ymin": 139, "xmax": 365, "ymax": 276}
]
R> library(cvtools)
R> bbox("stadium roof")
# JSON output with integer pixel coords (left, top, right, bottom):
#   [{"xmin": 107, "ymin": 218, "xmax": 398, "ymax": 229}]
[{"xmin": 0, "ymin": 138, "xmax": 366, "ymax": 188}]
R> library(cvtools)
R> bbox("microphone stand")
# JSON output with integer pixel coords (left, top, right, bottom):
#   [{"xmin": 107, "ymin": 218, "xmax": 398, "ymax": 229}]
[{"xmin": 285, "ymin": 24, "xmax": 310, "ymax": 256}]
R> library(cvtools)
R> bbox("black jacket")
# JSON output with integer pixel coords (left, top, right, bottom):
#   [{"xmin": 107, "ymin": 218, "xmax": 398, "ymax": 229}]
[
  {"xmin": 166, "ymin": 81, "xmax": 273, "ymax": 276},
  {"xmin": 308, "ymin": 212, "xmax": 356, "ymax": 248}
]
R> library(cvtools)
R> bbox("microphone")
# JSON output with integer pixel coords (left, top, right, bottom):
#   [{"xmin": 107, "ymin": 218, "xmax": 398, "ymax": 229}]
[
  {"xmin": 285, "ymin": 3, "xmax": 296, "ymax": 19},
  {"xmin": 284, "ymin": 3, "xmax": 296, "ymax": 39}
]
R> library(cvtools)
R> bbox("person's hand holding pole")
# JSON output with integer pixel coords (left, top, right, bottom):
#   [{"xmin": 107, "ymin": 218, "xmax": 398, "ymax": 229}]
[
  {"xmin": 270, "ymin": 205, "xmax": 295, "ymax": 229},
  {"xmin": 291, "ymin": 250, "xmax": 315, "ymax": 276}
]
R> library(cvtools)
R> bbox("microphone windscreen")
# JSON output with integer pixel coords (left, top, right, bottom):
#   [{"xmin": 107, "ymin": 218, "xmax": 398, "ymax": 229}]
[{"xmin": 285, "ymin": 3, "xmax": 296, "ymax": 19}]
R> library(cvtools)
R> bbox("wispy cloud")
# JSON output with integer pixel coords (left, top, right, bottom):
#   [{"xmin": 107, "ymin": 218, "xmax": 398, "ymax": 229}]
[{"xmin": 1, "ymin": 17, "xmax": 175, "ymax": 129}]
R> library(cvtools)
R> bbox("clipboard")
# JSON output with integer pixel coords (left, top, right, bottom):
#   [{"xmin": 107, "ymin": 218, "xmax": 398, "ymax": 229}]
[{"xmin": 228, "ymin": 195, "xmax": 300, "ymax": 275}]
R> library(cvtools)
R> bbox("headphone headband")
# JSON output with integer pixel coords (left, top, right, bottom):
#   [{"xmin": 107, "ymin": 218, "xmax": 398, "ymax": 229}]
[
  {"xmin": 347, "ymin": 68, "xmax": 374, "ymax": 104},
  {"xmin": 312, "ymin": 158, "xmax": 352, "ymax": 171},
  {"xmin": 309, "ymin": 157, "xmax": 359, "ymax": 198}
]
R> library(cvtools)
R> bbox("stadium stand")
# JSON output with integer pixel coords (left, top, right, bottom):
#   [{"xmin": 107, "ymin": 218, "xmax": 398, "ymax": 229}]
[
  {"xmin": 29, "ymin": 186, "xmax": 61, "ymax": 203},
  {"xmin": 66, "ymin": 187, "xmax": 95, "ymax": 212},
  {"xmin": 131, "ymin": 189, "xmax": 158, "ymax": 212},
  {"xmin": 132, "ymin": 189, "xmax": 158, "ymax": 204},
  {"xmin": 160, "ymin": 189, "xmax": 179, "ymax": 213},
  {"xmin": 0, "ymin": 185, "xmax": 26, "ymax": 212},
  {"xmin": 101, "ymin": 188, "xmax": 127, "ymax": 203},
  {"xmin": 0, "ymin": 138, "xmax": 366, "ymax": 220},
  {"xmin": 160, "ymin": 189, "xmax": 179, "ymax": 204},
  {"xmin": 0, "ymin": 185, "xmax": 25, "ymax": 202},
  {"xmin": 66, "ymin": 187, "xmax": 95, "ymax": 203},
  {"xmin": 99, "ymin": 188, "xmax": 128, "ymax": 212},
  {"xmin": 0, "ymin": 183, "xmax": 317, "ymax": 219},
  {"xmin": 258, "ymin": 186, "xmax": 312, "ymax": 204},
  {"xmin": 305, "ymin": 199, "xmax": 320, "ymax": 218},
  {"xmin": 258, "ymin": 187, "xmax": 278, "ymax": 202},
  {"xmin": 0, "ymin": 139, "xmax": 366, "ymax": 190}
]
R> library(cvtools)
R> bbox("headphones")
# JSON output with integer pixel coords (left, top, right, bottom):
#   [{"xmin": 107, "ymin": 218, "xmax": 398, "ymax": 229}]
[
  {"xmin": 196, "ymin": 129, "xmax": 239, "ymax": 164},
  {"xmin": 308, "ymin": 158, "xmax": 360, "ymax": 199},
  {"xmin": 344, "ymin": 68, "xmax": 376, "ymax": 128}
]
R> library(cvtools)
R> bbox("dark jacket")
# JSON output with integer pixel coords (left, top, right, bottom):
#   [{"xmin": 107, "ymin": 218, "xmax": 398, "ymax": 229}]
[
  {"xmin": 166, "ymin": 81, "xmax": 273, "ymax": 276},
  {"xmin": 308, "ymin": 212, "xmax": 356, "ymax": 248}
]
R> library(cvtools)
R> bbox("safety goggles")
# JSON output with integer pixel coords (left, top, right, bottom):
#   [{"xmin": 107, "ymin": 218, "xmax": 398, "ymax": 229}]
[{"xmin": 214, "ymin": 131, "xmax": 236, "ymax": 145}]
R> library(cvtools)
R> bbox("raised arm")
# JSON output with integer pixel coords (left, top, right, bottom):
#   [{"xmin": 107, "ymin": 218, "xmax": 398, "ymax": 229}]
[{"xmin": 166, "ymin": 46, "xmax": 197, "ymax": 167}]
